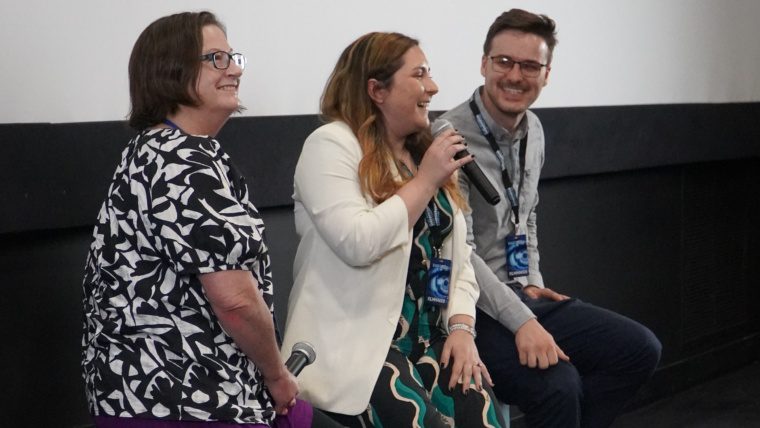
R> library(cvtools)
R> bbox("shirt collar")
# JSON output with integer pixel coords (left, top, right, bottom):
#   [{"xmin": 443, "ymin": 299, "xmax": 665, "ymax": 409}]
[{"xmin": 473, "ymin": 86, "xmax": 529, "ymax": 143}]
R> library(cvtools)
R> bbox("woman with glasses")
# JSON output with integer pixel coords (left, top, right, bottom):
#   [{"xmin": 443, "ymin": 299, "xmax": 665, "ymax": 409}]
[
  {"xmin": 282, "ymin": 32, "xmax": 505, "ymax": 428},
  {"xmin": 81, "ymin": 11, "xmax": 314, "ymax": 428}
]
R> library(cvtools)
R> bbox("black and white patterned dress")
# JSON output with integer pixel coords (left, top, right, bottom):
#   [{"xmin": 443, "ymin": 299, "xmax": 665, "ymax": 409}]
[{"xmin": 82, "ymin": 128, "xmax": 276, "ymax": 424}]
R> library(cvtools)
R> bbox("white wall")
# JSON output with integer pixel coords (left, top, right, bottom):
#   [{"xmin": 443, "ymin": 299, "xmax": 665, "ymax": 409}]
[{"xmin": 1, "ymin": 0, "xmax": 759, "ymax": 124}]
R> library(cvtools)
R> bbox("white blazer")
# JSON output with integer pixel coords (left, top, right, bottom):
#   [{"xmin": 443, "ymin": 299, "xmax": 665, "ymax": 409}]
[{"xmin": 282, "ymin": 121, "xmax": 479, "ymax": 415}]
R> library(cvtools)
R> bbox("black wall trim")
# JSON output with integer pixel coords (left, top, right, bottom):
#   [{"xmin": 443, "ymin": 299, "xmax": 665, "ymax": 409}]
[
  {"xmin": 2, "ymin": 102, "xmax": 758, "ymax": 235},
  {"xmin": 537, "ymin": 102, "xmax": 760, "ymax": 179}
]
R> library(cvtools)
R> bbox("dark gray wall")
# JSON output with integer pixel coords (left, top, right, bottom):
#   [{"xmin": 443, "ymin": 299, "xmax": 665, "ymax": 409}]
[{"xmin": 1, "ymin": 103, "xmax": 759, "ymax": 427}]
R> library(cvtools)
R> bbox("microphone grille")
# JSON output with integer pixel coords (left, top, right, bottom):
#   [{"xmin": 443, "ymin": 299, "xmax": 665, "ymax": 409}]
[
  {"xmin": 292, "ymin": 341, "xmax": 316, "ymax": 364},
  {"xmin": 431, "ymin": 119, "xmax": 453, "ymax": 137}
]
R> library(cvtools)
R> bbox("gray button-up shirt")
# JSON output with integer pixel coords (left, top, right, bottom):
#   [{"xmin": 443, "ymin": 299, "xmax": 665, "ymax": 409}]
[{"xmin": 436, "ymin": 87, "xmax": 546, "ymax": 332}]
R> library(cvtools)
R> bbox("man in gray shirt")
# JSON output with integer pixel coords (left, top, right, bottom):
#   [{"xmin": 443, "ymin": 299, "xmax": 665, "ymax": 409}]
[{"xmin": 436, "ymin": 9, "xmax": 661, "ymax": 428}]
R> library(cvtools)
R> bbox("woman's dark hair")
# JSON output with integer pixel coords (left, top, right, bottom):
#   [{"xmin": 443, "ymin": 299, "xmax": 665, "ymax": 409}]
[
  {"xmin": 483, "ymin": 9, "xmax": 558, "ymax": 63},
  {"xmin": 127, "ymin": 11, "xmax": 224, "ymax": 130}
]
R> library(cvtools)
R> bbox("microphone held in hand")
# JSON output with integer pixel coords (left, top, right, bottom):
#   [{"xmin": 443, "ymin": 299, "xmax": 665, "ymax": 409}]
[
  {"xmin": 432, "ymin": 120, "xmax": 500, "ymax": 205},
  {"xmin": 285, "ymin": 341, "xmax": 316, "ymax": 376}
]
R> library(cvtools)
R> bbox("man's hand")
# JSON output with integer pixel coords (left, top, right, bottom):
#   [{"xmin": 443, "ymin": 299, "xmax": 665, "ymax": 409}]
[
  {"xmin": 515, "ymin": 318, "xmax": 570, "ymax": 369},
  {"xmin": 523, "ymin": 285, "xmax": 569, "ymax": 301}
]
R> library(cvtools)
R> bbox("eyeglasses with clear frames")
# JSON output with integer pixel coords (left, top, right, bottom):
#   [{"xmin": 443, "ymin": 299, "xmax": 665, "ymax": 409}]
[
  {"xmin": 200, "ymin": 51, "xmax": 247, "ymax": 70},
  {"xmin": 489, "ymin": 55, "xmax": 546, "ymax": 78}
]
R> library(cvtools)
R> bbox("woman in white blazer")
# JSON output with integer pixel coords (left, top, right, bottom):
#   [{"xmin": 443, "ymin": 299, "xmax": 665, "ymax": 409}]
[{"xmin": 282, "ymin": 32, "xmax": 504, "ymax": 428}]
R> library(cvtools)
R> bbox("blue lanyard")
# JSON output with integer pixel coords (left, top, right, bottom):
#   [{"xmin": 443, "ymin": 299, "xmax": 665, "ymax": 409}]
[
  {"xmin": 468, "ymin": 96, "xmax": 527, "ymax": 227},
  {"xmin": 424, "ymin": 202, "xmax": 441, "ymax": 229},
  {"xmin": 163, "ymin": 119, "xmax": 182, "ymax": 131},
  {"xmin": 398, "ymin": 162, "xmax": 442, "ymax": 230},
  {"xmin": 399, "ymin": 161, "xmax": 445, "ymax": 257},
  {"xmin": 424, "ymin": 200, "xmax": 444, "ymax": 258}
]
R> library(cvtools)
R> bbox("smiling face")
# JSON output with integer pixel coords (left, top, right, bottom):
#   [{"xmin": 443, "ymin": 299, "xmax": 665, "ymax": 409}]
[
  {"xmin": 480, "ymin": 29, "xmax": 550, "ymax": 131},
  {"xmin": 194, "ymin": 25, "xmax": 243, "ymax": 118},
  {"xmin": 371, "ymin": 46, "xmax": 439, "ymax": 144}
]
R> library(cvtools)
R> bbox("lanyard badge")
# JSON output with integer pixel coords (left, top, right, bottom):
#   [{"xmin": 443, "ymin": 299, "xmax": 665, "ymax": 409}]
[
  {"xmin": 506, "ymin": 233, "xmax": 529, "ymax": 278},
  {"xmin": 426, "ymin": 257, "xmax": 451, "ymax": 306},
  {"xmin": 424, "ymin": 203, "xmax": 451, "ymax": 306}
]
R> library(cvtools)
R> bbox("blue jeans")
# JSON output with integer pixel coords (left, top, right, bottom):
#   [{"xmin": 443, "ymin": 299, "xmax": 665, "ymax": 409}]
[{"xmin": 475, "ymin": 293, "xmax": 661, "ymax": 428}]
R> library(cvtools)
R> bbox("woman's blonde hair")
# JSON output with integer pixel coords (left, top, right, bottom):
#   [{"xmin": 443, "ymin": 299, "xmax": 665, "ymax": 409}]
[{"xmin": 320, "ymin": 32, "xmax": 464, "ymax": 208}]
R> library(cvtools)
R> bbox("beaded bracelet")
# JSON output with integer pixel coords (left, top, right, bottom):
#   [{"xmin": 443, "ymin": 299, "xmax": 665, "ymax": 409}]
[{"xmin": 448, "ymin": 323, "xmax": 477, "ymax": 338}]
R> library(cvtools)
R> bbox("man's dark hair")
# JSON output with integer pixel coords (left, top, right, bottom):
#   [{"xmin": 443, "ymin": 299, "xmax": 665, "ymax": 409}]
[
  {"xmin": 483, "ymin": 9, "xmax": 558, "ymax": 63},
  {"xmin": 127, "ymin": 11, "xmax": 224, "ymax": 130}
]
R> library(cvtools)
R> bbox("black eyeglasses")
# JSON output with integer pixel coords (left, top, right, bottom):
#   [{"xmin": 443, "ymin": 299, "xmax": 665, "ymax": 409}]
[
  {"xmin": 200, "ymin": 51, "xmax": 247, "ymax": 70},
  {"xmin": 489, "ymin": 55, "xmax": 546, "ymax": 78}
]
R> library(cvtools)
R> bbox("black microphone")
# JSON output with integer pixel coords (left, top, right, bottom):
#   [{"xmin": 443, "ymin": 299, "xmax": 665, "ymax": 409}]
[
  {"xmin": 285, "ymin": 341, "xmax": 316, "ymax": 376},
  {"xmin": 432, "ymin": 119, "xmax": 501, "ymax": 205}
]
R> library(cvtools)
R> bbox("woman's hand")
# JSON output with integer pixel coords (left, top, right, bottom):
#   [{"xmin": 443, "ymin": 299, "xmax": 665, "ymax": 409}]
[
  {"xmin": 416, "ymin": 128, "xmax": 472, "ymax": 190},
  {"xmin": 441, "ymin": 329, "xmax": 494, "ymax": 394},
  {"xmin": 397, "ymin": 128, "xmax": 473, "ymax": 228},
  {"xmin": 263, "ymin": 365, "xmax": 300, "ymax": 415}
]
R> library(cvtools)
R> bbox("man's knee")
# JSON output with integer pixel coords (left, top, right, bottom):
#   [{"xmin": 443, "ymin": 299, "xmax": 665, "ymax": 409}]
[
  {"xmin": 616, "ymin": 319, "xmax": 662, "ymax": 371},
  {"xmin": 518, "ymin": 363, "xmax": 583, "ymax": 426},
  {"xmin": 599, "ymin": 310, "xmax": 662, "ymax": 378},
  {"xmin": 517, "ymin": 362, "xmax": 583, "ymax": 409},
  {"xmin": 635, "ymin": 325, "xmax": 662, "ymax": 376},
  {"xmin": 546, "ymin": 362, "xmax": 584, "ymax": 402}
]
